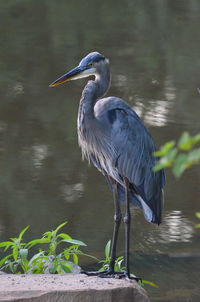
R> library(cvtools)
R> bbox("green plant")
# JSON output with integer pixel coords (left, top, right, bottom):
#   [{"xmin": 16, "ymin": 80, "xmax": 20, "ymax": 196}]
[
  {"xmin": 98, "ymin": 240, "xmax": 158, "ymax": 288},
  {"xmin": 154, "ymin": 132, "xmax": 200, "ymax": 177},
  {"xmin": 98, "ymin": 240, "xmax": 125, "ymax": 273},
  {"xmin": 0, "ymin": 222, "xmax": 93, "ymax": 274},
  {"xmin": 0, "ymin": 225, "xmax": 158, "ymax": 287},
  {"xmin": 195, "ymin": 212, "xmax": 200, "ymax": 228},
  {"xmin": 0, "ymin": 226, "xmax": 30, "ymax": 273}
]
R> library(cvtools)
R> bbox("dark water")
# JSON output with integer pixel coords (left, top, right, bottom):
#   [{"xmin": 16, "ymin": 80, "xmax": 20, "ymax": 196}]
[{"xmin": 0, "ymin": 1, "xmax": 200, "ymax": 301}]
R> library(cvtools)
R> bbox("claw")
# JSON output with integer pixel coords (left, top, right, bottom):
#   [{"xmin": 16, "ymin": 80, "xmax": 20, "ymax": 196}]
[
  {"xmin": 119, "ymin": 274, "xmax": 142, "ymax": 282},
  {"xmin": 81, "ymin": 270, "xmax": 102, "ymax": 277},
  {"xmin": 81, "ymin": 269, "xmax": 114, "ymax": 277},
  {"xmin": 81, "ymin": 270, "xmax": 141, "ymax": 282}
]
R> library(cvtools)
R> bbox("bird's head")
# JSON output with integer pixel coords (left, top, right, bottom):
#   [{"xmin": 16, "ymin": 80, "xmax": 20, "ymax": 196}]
[{"xmin": 49, "ymin": 52, "xmax": 109, "ymax": 87}]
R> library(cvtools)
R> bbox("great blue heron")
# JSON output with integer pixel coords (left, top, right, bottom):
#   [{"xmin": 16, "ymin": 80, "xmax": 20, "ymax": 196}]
[{"xmin": 49, "ymin": 52, "xmax": 165, "ymax": 280}]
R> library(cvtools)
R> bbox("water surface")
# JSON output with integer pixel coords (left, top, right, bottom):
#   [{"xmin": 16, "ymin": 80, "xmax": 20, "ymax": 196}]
[{"xmin": 0, "ymin": 1, "xmax": 200, "ymax": 301}]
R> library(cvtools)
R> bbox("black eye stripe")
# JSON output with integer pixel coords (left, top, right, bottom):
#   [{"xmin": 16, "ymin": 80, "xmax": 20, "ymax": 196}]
[
  {"xmin": 89, "ymin": 57, "xmax": 105, "ymax": 66},
  {"xmin": 80, "ymin": 52, "xmax": 106, "ymax": 67},
  {"xmin": 86, "ymin": 63, "xmax": 93, "ymax": 69}
]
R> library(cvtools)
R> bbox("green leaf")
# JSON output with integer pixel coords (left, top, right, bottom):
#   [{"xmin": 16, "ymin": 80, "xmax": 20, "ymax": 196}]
[
  {"xmin": 154, "ymin": 141, "xmax": 176, "ymax": 157},
  {"xmin": 10, "ymin": 237, "xmax": 18, "ymax": 242},
  {"xmin": 73, "ymin": 254, "xmax": 78, "ymax": 265},
  {"xmin": 173, "ymin": 154, "xmax": 188, "ymax": 178},
  {"xmin": 172, "ymin": 148, "xmax": 200, "ymax": 177},
  {"xmin": 55, "ymin": 222, "xmax": 68, "ymax": 234},
  {"xmin": 62, "ymin": 239, "xmax": 87, "ymax": 246},
  {"xmin": 12, "ymin": 247, "xmax": 19, "ymax": 261},
  {"xmin": 0, "ymin": 254, "xmax": 12, "ymax": 267},
  {"xmin": 27, "ymin": 238, "xmax": 50, "ymax": 248},
  {"xmin": 195, "ymin": 224, "xmax": 200, "ymax": 228},
  {"xmin": 116, "ymin": 256, "xmax": 124, "ymax": 262},
  {"xmin": 178, "ymin": 132, "xmax": 200, "ymax": 151},
  {"xmin": 7, "ymin": 260, "xmax": 17, "ymax": 273},
  {"xmin": 19, "ymin": 249, "xmax": 28, "ymax": 260},
  {"xmin": 115, "ymin": 258, "xmax": 125, "ymax": 272},
  {"xmin": 116, "ymin": 258, "xmax": 124, "ymax": 267},
  {"xmin": 141, "ymin": 280, "xmax": 159, "ymax": 288},
  {"xmin": 43, "ymin": 231, "xmax": 52, "ymax": 239},
  {"xmin": 58, "ymin": 233, "xmax": 72, "ymax": 240},
  {"xmin": 178, "ymin": 132, "xmax": 193, "ymax": 151},
  {"xmin": 64, "ymin": 252, "xmax": 70, "ymax": 261},
  {"xmin": 187, "ymin": 148, "xmax": 200, "ymax": 164},
  {"xmin": 154, "ymin": 148, "xmax": 177, "ymax": 171},
  {"xmin": 195, "ymin": 212, "xmax": 200, "ymax": 219},
  {"xmin": 105, "ymin": 240, "xmax": 111, "ymax": 259},
  {"xmin": 98, "ymin": 264, "xmax": 109, "ymax": 272},
  {"xmin": 60, "ymin": 263, "xmax": 74, "ymax": 273},
  {"xmin": 0, "ymin": 241, "xmax": 14, "ymax": 249},
  {"xmin": 193, "ymin": 134, "xmax": 200, "ymax": 145},
  {"xmin": 18, "ymin": 226, "xmax": 30, "ymax": 241},
  {"xmin": 66, "ymin": 244, "xmax": 78, "ymax": 250},
  {"xmin": 29, "ymin": 252, "xmax": 45, "ymax": 265}
]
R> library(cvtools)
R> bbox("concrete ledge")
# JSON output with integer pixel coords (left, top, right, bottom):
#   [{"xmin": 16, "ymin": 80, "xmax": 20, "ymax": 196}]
[{"xmin": 0, "ymin": 274, "xmax": 150, "ymax": 302}]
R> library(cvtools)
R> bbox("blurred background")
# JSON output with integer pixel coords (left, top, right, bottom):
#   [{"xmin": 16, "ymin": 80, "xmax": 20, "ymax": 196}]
[{"xmin": 0, "ymin": 1, "xmax": 200, "ymax": 301}]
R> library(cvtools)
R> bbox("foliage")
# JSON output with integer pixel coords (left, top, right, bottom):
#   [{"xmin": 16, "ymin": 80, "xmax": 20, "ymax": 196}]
[
  {"xmin": 99, "ymin": 240, "xmax": 158, "ymax": 288},
  {"xmin": 154, "ymin": 132, "xmax": 200, "ymax": 229},
  {"xmin": 0, "ymin": 222, "xmax": 94, "ymax": 274},
  {"xmin": 195, "ymin": 212, "xmax": 200, "ymax": 229},
  {"xmin": 154, "ymin": 132, "xmax": 200, "ymax": 177},
  {"xmin": 98, "ymin": 240, "xmax": 125, "ymax": 273},
  {"xmin": 0, "ymin": 225, "xmax": 157, "ymax": 288}
]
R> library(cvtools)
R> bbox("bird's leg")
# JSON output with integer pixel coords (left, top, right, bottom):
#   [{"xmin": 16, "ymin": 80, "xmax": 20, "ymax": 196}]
[
  {"xmin": 81, "ymin": 178, "xmax": 140, "ymax": 281},
  {"xmin": 116, "ymin": 177, "xmax": 141, "ymax": 282},
  {"xmin": 124, "ymin": 177, "xmax": 131, "ymax": 278},
  {"xmin": 81, "ymin": 179, "xmax": 122, "ymax": 278},
  {"xmin": 109, "ymin": 180, "xmax": 122, "ymax": 273}
]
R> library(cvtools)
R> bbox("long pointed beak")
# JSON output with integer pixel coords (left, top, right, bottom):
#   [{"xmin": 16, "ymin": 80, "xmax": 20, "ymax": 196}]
[{"xmin": 49, "ymin": 66, "xmax": 83, "ymax": 87}]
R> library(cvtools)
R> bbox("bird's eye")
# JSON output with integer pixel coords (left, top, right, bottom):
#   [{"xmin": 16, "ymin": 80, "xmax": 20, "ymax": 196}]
[{"xmin": 88, "ymin": 63, "xmax": 93, "ymax": 68}]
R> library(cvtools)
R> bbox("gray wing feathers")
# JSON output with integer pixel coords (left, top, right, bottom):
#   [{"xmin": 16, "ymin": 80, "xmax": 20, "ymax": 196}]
[
  {"xmin": 109, "ymin": 106, "xmax": 165, "ymax": 224},
  {"xmin": 92, "ymin": 97, "xmax": 165, "ymax": 224}
]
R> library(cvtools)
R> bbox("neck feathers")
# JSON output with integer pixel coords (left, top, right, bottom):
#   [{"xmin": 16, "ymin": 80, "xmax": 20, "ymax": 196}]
[
  {"xmin": 78, "ymin": 64, "xmax": 110, "ymax": 141},
  {"xmin": 79, "ymin": 64, "xmax": 110, "ymax": 113},
  {"xmin": 77, "ymin": 63, "xmax": 110, "ymax": 161}
]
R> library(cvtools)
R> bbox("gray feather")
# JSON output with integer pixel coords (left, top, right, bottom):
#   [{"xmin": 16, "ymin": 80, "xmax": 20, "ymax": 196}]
[
  {"xmin": 79, "ymin": 94, "xmax": 165, "ymax": 224},
  {"xmin": 75, "ymin": 52, "xmax": 165, "ymax": 225}
]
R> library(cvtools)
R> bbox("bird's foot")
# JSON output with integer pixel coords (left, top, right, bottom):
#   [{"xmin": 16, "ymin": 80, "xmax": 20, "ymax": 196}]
[
  {"xmin": 81, "ymin": 270, "xmax": 103, "ymax": 277},
  {"xmin": 81, "ymin": 269, "xmax": 119, "ymax": 278},
  {"xmin": 116, "ymin": 272, "xmax": 142, "ymax": 282},
  {"xmin": 81, "ymin": 270, "xmax": 116, "ymax": 278},
  {"xmin": 81, "ymin": 270, "xmax": 141, "ymax": 282}
]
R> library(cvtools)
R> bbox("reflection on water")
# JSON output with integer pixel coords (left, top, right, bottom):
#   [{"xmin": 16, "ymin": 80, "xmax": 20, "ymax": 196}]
[
  {"xmin": 164, "ymin": 77, "xmax": 176, "ymax": 102},
  {"xmin": 160, "ymin": 210, "xmax": 194, "ymax": 243},
  {"xmin": 32, "ymin": 144, "xmax": 49, "ymax": 169},
  {"xmin": 133, "ymin": 76, "xmax": 176, "ymax": 127},
  {"xmin": 113, "ymin": 74, "xmax": 128, "ymax": 92},
  {"xmin": 145, "ymin": 210, "xmax": 194, "ymax": 248},
  {"xmin": 0, "ymin": 1, "xmax": 200, "ymax": 302},
  {"xmin": 8, "ymin": 82, "xmax": 24, "ymax": 97},
  {"xmin": 134, "ymin": 98, "xmax": 172, "ymax": 127},
  {"xmin": 0, "ymin": 121, "xmax": 7, "ymax": 134},
  {"xmin": 62, "ymin": 183, "xmax": 84, "ymax": 203}
]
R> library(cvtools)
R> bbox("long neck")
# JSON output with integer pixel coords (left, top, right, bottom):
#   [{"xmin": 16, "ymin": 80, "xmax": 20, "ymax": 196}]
[
  {"xmin": 77, "ymin": 65, "xmax": 110, "ymax": 157},
  {"xmin": 95, "ymin": 65, "xmax": 111, "ymax": 100},
  {"xmin": 79, "ymin": 64, "xmax": 110, "ymax": 117}
]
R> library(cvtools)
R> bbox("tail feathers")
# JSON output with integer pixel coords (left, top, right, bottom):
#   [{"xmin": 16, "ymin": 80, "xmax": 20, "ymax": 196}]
[
  {"xmin": 105, "ymin": 175, "xmax": 163, "ymax": 225},
  {"xmin": 153, "ymin": 188, "xmax": 164, "ymax": 225}
]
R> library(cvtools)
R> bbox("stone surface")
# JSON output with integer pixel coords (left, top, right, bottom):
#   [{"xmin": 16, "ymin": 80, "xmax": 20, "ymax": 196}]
[{"xmin": 0, "ymin": 274, "xmax": 150, "ymax": 302}]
